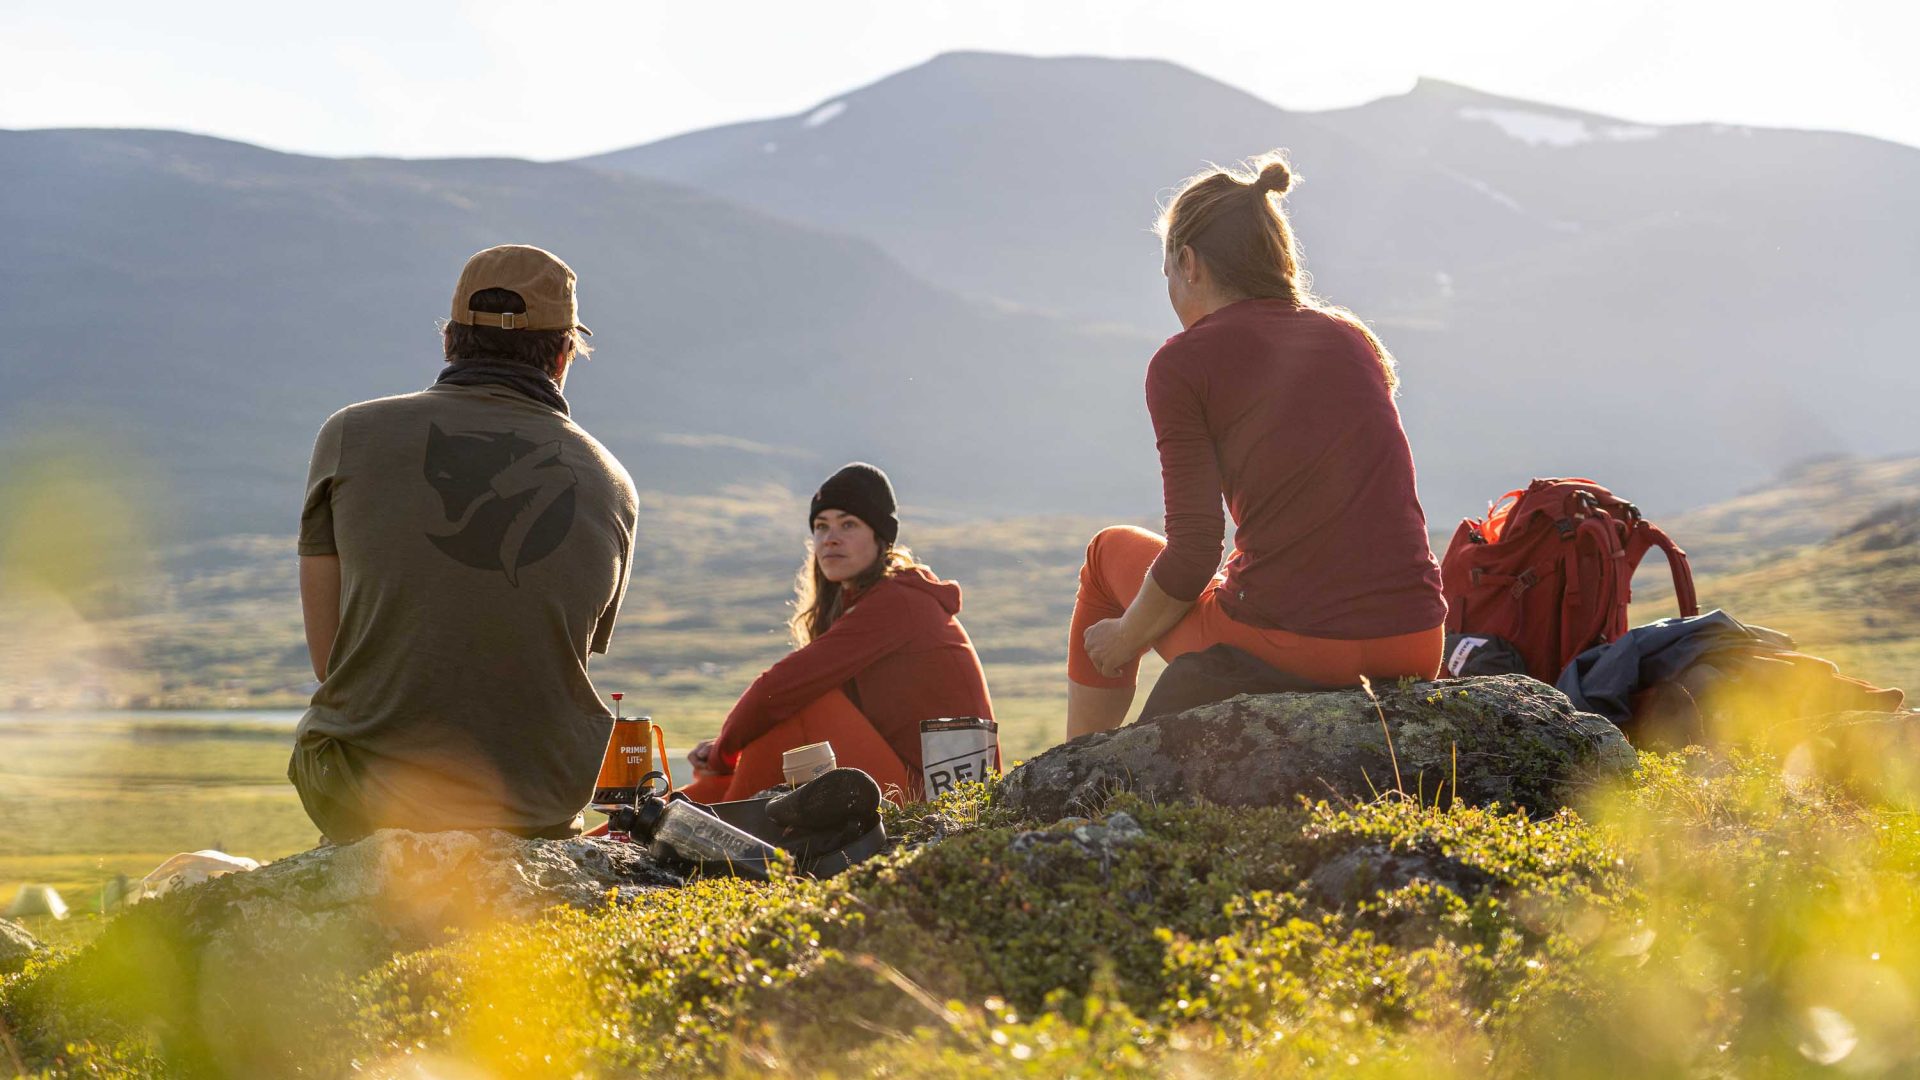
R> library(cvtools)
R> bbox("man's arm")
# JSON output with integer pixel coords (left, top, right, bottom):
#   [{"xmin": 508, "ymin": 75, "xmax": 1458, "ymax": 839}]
[
  {"xmin": 300, "ymin": 554, "xmax": 342, "ymax": 681},
  {"xmin": 298, "ymin": 411, "xmax": 346, "ymax": 681}
]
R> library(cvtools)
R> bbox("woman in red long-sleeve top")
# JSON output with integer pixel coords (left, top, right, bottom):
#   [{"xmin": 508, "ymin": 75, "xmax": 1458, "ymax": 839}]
[
  {"xmin": 683, "ymin": 462, "xmax": 996, "ymax": 802},
  {"xmin": 1066, "ymin": 153, "xmax": 1447, "ymax": 737}
]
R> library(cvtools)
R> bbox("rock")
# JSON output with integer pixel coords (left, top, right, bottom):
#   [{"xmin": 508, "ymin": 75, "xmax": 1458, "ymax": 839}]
[
  {"xmin": 37, "ymin": 831, "xmax": 682, "ymax": 1076},
  {"xmin": 1008, "ymin": 810, "xmax": 1148, "ymax": 881},
  {"xmin": 1008, "ymin": 829, "xmax": 1083, "ymax": 864},
  {"xmin": 1307, "ymin": 844, "xmax": 1494, "ymax": 911},
  {"xmin": 1000, "ymin": 675, "xmax": 1635, "ymax": 822},
  {"xmin": 98, "ymin": 829, "xmax": 683, "ymax": 971},
  {"xmin": 1074, "ymin": 810, "xmax": 1146, "ymax": 849},
  {"xmin": 1, "ymin": 916, "xmax": 46, "ymax": 975}
]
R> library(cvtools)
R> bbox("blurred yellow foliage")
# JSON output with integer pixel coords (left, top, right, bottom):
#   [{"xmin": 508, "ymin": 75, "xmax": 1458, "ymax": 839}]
[{"xmin": 0, "ymin": 429, "xmax": 155, "ymax": 601}]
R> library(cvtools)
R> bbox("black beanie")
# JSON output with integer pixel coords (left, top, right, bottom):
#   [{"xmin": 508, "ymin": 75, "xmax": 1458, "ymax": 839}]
[{"xmin": 809, "ymin": 462, "xmax": 899, "ymax": 546}]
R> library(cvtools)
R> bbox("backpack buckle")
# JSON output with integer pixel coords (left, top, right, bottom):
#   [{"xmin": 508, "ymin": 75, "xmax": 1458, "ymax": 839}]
[
  {"xmin": 1511, "ymin": 568, "xmax": 1537, "ymax": 598},
  {"xmin": 1555, "ymin": 517, "xmax": 1577, "ymax": 539}
]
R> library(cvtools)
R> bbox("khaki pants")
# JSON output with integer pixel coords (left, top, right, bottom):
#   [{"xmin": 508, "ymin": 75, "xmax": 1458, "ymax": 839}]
[{"xmin": 287, "ymin": 732, "xmax": 584, "ymax": 843}]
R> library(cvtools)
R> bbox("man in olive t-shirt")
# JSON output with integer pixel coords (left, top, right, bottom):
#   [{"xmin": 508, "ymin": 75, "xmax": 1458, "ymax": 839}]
[{"xmin": 292, "ymin": 245, "xmax": 639, "ymax": 841}]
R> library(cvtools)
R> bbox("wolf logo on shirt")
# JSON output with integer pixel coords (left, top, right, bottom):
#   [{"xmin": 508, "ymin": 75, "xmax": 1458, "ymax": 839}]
[{"xmin": 423, "ymin": 424, "xmax": 578, "ymax": 585}]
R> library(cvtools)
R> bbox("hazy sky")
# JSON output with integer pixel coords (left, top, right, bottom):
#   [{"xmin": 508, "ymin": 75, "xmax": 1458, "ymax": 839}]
[{"xmin": 4, "ymin": 0, "xmax": 1915, "ymax": 159}]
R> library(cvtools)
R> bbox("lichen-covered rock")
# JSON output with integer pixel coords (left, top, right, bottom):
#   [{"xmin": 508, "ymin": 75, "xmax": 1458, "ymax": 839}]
[
  {"xmin": 1007, "ymin": 811, "xmax": 1146, "ymax": 882},
  {"xmin": 1, "ymin": 916, "xmax": 45, "ymax": 975},
  {"xmin": 1000, "ymin": 675, "xmax": 1634, "ymax": 822},
  {"xmin": 63, "ymin": 829, "xmax": 681, "ymax": 1010},
  {"xmin": 127, "ymin": 829, "xmax": 682, "ymax": 963},
  {"xmin": 1307, "ymin": 844, "xmax": 1494, "ymax": 911},
  {"xmin": 24, "ymin": 831, "xmax": 682, "ymax": 1075}
]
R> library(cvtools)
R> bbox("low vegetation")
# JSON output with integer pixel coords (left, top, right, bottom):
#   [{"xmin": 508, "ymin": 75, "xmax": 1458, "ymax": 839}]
[{"xmin": 5, "ymin": 744, "xmax": 1918, "ymax": 1077}]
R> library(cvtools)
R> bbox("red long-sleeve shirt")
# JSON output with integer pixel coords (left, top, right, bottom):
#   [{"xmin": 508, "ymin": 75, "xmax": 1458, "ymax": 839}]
[
  {"xmin": 1145, "ymin": 299, "xmax": 1446, "ymax": 639},
  {"xmin": 715, "ymin": 567, "xmax": 995, "ymax": 772}
]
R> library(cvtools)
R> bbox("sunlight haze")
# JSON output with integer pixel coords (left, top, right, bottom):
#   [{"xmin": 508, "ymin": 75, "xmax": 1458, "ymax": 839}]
[
  {"xmin": 7, "ymin": 4, "xmax": 1920, "ymax": 1075},
  {"xmin": 3, "ymin": 0, "xmax": 1916, "ymax": 158}
]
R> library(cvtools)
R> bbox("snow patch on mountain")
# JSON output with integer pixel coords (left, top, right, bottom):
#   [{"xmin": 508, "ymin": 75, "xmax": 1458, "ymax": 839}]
[
  {"xmin": 1460, "ymin": 107, "xmax": 1590, "ymax": 147},
  {"xmin": 1459, "ymin": 107, "xmax": 1663, "ymax": 148},
  {"xmin": 803, "ymin": 101, "xmax": 848, "ymax": 128},
  {"xmin": 1605, "ymin": 125, "xmax": 1660, "ymax": 142}
]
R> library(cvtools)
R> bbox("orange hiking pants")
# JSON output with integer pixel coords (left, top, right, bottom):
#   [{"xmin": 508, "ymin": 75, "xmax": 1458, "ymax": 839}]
[
  {"xmin": 1067, "ymin": 525, "xmax": 1443, "ymax": 691},
  {"xmin": 677, "ymin": 689, "xmax": 915, "ymax": 805}
]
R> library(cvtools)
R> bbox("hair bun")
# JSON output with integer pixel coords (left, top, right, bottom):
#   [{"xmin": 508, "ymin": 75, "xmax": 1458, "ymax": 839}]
[{"xmin": 1254, "ymin": 159, "xmax": 1293, "ymax": 196}]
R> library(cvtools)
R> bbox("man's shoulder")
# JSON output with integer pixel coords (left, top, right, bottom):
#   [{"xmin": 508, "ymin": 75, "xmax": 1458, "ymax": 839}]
[
  {"xmin": 326, "ymin": 387, "xmax": 635, "ymax": 509},
  {"xmin": 326, "ymin": 388, "xmax": 438, "ymax": 425},
  {"xmin": 559, "ymin": 419, "xmax": 627, "ymax": 471},
  {"xmin": 554, "ymin": 419, "xmax": 637, "ymax": 506}
]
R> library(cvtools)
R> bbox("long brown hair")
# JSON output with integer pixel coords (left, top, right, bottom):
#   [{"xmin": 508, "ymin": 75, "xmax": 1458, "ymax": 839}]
[
  {"xmin": 1155, "ymin": 151, "xmax": 1399, "ymax": 393},
  {"xmin": 789, "ymin": 542, "xmax": 929, "ymax": 646}
]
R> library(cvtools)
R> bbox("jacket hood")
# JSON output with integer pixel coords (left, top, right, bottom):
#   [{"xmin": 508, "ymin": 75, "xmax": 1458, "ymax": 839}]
[{"xmin": 885, "ymin": 565, "xmax": 963, "ymax": 615}]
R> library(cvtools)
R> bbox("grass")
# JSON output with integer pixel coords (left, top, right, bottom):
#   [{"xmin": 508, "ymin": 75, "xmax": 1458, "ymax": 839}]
[{"xmin": 0, "ymin": 723, "xmax": 317, "ymax": 907}]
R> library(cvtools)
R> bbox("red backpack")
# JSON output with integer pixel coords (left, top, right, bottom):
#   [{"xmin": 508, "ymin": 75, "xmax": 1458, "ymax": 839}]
[{"xmin": 1440, "ymin": 478, "xmax": 1699, "ymax": 682}]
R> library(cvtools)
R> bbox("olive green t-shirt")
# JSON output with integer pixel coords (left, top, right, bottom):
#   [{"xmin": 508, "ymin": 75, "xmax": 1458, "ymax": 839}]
[{"xmin": 297, "ymin": 382, "xmax": 638, "ymax": 832}]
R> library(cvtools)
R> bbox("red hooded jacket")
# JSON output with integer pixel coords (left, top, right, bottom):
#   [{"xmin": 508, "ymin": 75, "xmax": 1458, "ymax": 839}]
[{"xmin": 714, "ymin": 567, "xmax": 995, "ymax": 772}]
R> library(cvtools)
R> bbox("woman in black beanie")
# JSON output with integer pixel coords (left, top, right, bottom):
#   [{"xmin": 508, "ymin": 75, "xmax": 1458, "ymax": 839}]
[{"xmin": 683, "ymin": 463, "xmax": 997, "ymax": 802}]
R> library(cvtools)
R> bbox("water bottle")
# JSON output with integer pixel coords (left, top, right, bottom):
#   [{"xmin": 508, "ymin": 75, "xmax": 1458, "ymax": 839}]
[{"xmin": 627, "ymin": 792, "xmax": 787, "ymax": 882}]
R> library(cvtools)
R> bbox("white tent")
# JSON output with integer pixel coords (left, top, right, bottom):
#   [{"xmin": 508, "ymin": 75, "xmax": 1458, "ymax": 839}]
[
  {"xmin": 5, "ymin": 884, "xmax": 69, "ymax": 920},
  {"xmin": 138, "ymin": 850, "xmax": 259, "ymax": 902}
]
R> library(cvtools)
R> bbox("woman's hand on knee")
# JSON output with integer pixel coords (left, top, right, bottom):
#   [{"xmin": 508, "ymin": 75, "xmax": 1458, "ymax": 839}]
[
  {"xmin": 690, "ymin": 738, "xmax": 730, "ymax": 777},
  {"xmin": 1083, "ymin": 617, "xmax": 1144, "ymax": 679}
]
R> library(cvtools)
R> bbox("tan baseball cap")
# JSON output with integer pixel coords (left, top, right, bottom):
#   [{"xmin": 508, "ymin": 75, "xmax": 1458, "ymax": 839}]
[{"xmin": 448, "ymin": 244, "xmax": 592, "ymax": 335}]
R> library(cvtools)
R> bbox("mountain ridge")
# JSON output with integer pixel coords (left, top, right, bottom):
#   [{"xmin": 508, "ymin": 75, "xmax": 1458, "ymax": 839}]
[
  {"xmin": 0, "ymin": 125, "xmax": 1163, "ymax": 537},
  {"xmin": 3, "ymin": 53, "xmax": 1917, "ymax": 542}
]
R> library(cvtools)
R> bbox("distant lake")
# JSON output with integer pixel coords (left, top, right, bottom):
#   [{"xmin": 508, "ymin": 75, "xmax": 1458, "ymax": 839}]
[{"xmin": 0, "ymin": 709, "xmax": 305, "ymax": 728}]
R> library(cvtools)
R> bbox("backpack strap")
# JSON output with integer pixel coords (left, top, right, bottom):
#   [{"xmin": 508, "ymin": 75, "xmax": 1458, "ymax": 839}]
[
  {"xmin": 1622, "ymin": 520, "xmax": 1699, "ymax": 618},
  {"xmin": 1641, "ymin": 523, "xmax": 1700, "ymax": 617}
]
